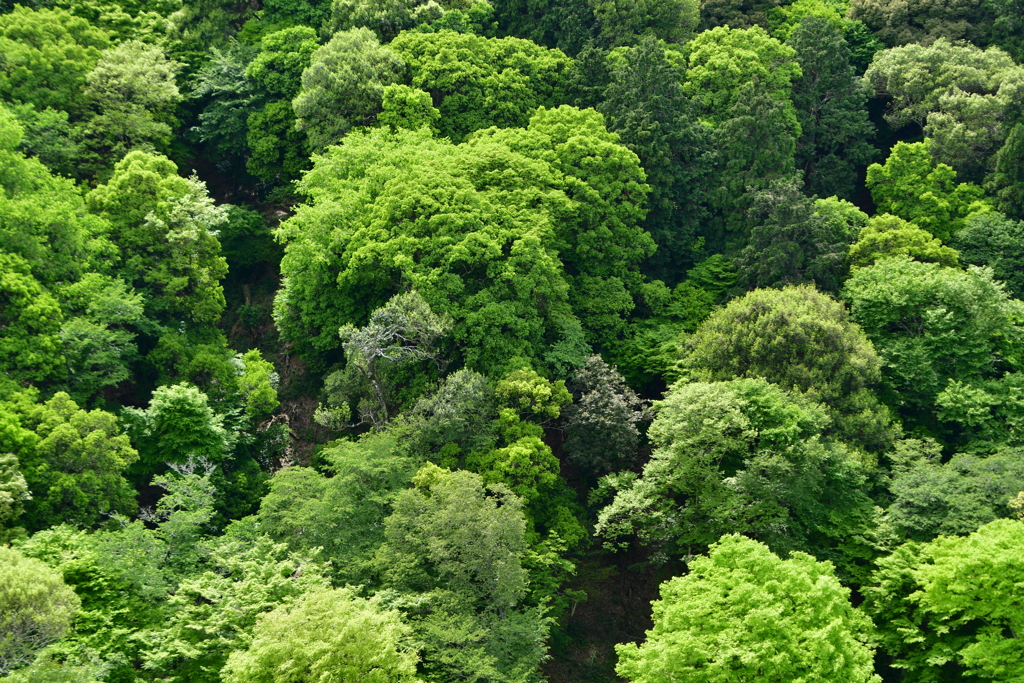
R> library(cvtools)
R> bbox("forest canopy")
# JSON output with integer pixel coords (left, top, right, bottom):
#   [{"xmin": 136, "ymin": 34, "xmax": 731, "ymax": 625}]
[{"xmin": 1, "ymin": 0, "xmax": 1023, "ymax": 681}]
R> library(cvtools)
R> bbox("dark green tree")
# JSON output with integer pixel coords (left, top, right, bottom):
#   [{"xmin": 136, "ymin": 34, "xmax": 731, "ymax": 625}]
[{"xmin": 786, "ymin": 16, "xmax": 876, "ymax": 200}]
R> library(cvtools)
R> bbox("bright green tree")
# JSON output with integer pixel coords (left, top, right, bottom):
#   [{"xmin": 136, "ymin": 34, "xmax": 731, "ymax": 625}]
[
  {"xmin": 292, "ymin": 27, "xmax": 404, "ymax": 151},
  {"xmin": 390, "ymin": 29, "xmax": 570, "ymax": 142},
  {"xmin": 677, "ymin": 285, "xmax": 895, "ymax": 451},
  {"xmin": 0, "ymin": 6, "xmax": 110, "ymax": 117},
  {"xmin": 0, "ymin": 545, "xmax": 81, "ymax": 676},
  {"xmin": 245, "ymin": 26, "xmax": 319, "ymax": 99},
  {"xmin": 275, "ymin": 107, "xmax": 646, "ymax": 373},
  {"xmin": 13, "ymin": 392, "xmax": 138, "ymax": 532},
  {"xmin": 141, "ymin": 534, "xmax": 330, "ymax": 683},
  {"xmin": 0, "ymin": 252, "xmax": 65, "ymax": 386},
  {"xmin": 121, "ymin": 383, "xmax": 231, "ymax": 475},
  {"xmin": 86, "ymin": 151, "xmax": 229, "ymax": 325},
  {"xmin": 865, "ymin": 141, "xmax": 991, "ymax": 242},
  {"xmin": 325, "ymin": 0, "xmax": 490, "ymax": 42},
  {"xmin": 222, "ymin": 587, "xmax": 421, "ymax": 683},
  {"xmin": 865, "ymin": 519, "xmax": 1024, "ymax": 682},
  {"xmin": 616, "ymin": 534, "xmax": 879, "ymax": 683},
  {"xmin": 849, "ymin": 213, "xmax": 960, "ymax": 268},
  {"xmin": 376, "ymin": 83, "xmax": 440, "ymax": 131},
  {"xmin": 596, "ymin": 378, "xmax": 877, "ymax": 577},
  {"xmin": 0, "ymin": 104, "xmax": 113, "ymax": 286},
  {"xmin": 0, "ymin": 453, "xmax": 30, "ymax": 542}
]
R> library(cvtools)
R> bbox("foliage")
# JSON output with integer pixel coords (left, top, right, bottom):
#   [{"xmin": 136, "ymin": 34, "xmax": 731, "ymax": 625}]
[
  {"xmin": 865, "ymin": 141, "xmax": 991, "ymax": 242},
  {"xmin": 865, "ymin": 519, "xmax": 1024, "ymax": 682},
  {"xmin": 0, "ymin": 545, "xmax": 81, "ymax": 676},
  {"xmin": 258, "ymin": 434, "xmax": 418, "ymax": 584},
  {"xmin": 786, "ymin": 16, "xmax": 876, "ymax": 200},
  {"xmin": 952, "ymin": 211, "xmax": 1024, "ymax": 297},
  {"xmin": 140, "ymin": 533, "xmax": 330, "ymax": 683},
  {"xmin": 850, "ymin": 0, "xmax": 994, "ymax": 48},
  {"xmin": 844, "ymin": 256, "xmax": 1024, "ymax": 440},
  {"xmin": 375, "ymin": 464, "xmax": 551, "ymax": 683},
  {"xmin": 987, "ymin": 122, "xmax": 1024, "ymax": 219},
  {"xmin": 0, "ymin": 6, "xmax": 110, "ymax": 117},
  {"xmin": 377, "ymin": 83, "xmax": 440, "ymax": 131},
  {"xmin": 245, "ymin": 26, "xmax": 319, "ymax": 99},
  {"xmin": 87, "ymin": 151, "xmax": 229, "ymax": 325},
  {"xmin": 0, "ymin": 453, "xmax": 30, "ymax": 541},
  {"xmin": 595, "ymin": 378, "xmax": 876, "ymax": 577},
  {"xmin": 0, "ymin": 252, "xmax": 65, "ymax": 386},
  {"xmin": 883, "ymin": 440, "xmax": 1024, "ymax": 543},
  {"xmin": 325, "ymin": 0, "xmax": 489, "ymax": 42},
  {"xmin": 562, "ymin": 355, "xmax": 649, "ymax": 476},
  {"xmin": 863, "ymin": 39, "xmax": 1024, "ymax": 179},
  {"xmin": 274, "ymin": 108, "xmax": 647, "ymax": 373},
  {"xmin": 616, "ymin": 535, "xmax": 879, "ymax": 683},
  {"xmin": 736, "ymin": 181, "xmax": 865, "ymax": 294},
  {"xmin": 80, "ymin": 40, "xmax": 182, "ymax": 164},
  {"xmin": 677, "ymin": 285, "xmax": 894, "ymax": 451},
  {"xmin": 222, "ymin": 587, "xmax": 421, "ymax": 683},
  {"xmin": 598, "ymin": 36, "xmax": 713, "ymax": 281},
  {"xmin": 122, "ymin": 383, "xmax": 231, "ymax": 476},
  {"xmin": 390, "ymin": 30, "xmax": 571, "ymax": 142},
  {"xmin": 849, "ymin": 213, "xmax": 961, "ymax": 268},
  {"xmin": 588, "ymin": 0, "xmax": 698, "ymax": 45},
  {"xmin": 292, "ymin": 27, "xmax": 404, "ymax": 151},
  {"xmin": 10, "ymin": 392, "xmax": 138, "ymax": 532}
]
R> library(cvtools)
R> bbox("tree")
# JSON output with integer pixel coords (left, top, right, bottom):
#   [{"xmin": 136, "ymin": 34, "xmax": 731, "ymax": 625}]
[
  {"xmin": 864, "ymin": 40, "xmax": 1024, "ymax": 179},
  {"xmin": 883, "ymin": 440, "xmax": 1024, "ymax": 543},
  {"xmin": 844, "ymin": 256, "xmax": 1024, "ymax": 440},
  {"xmin": 0, "ymin": 453, "xmax": 30, "ymax": 542},
  {"xmin": 588, "ymin": 0, "xmax": 698, "ymax": 45},
  {"xmin": 334, "ymin": 291, "xmax": 450, "ymax": 426},
  {"xmin": 325, "ymin": 0, "xmax": 489, "ymax": 42},
  {"xmin": 375, "ymin": 464, "xmax": 550, "ymax": 683},
  {"xmin": 0, "ymin": 6, "xmax": 110, "ymax": 117},
  {"xmin": 222, "ymin": 588, "xmax": 421, "ymax": 683},
  {"xmin": 389, "ymin": 30, "xmax": 571, "ymax": 142},
  {"xmin": 0, "ymin": 104, "xmax": 113, "ymax": 287},
  {"xmin": 190, "ymin": 42, "xmax": 258, "ymax": 167},
  {"xmin": 952, "ymin": 211, "xmax": 1024, "ymax": 297},
  {"xmin": 616, "ymin": 535, "xmax": 879, "ymax": 683},
  {"xmin": 0, "ymin": 546, "xmax": 81, "ymax": 676},
  {"xmin": 598, "ymin": 36, "xmax": 714, "ymax": 282},
  {"xmin": 849, "ymin": 213, "xmax": 960, "ymax": 268},
  {"xmin": 258, "ymin": 435, "xmax": 418, "ymax": 584},
  {"xmin": 786, "ymin": 16, "xmax": 876, "ymax": 200},
  {"xmin": 986, "ymin": 122, "xmax": 1024, "ymax": 219},
  {"xmin": 13, "ymin": 392, "xmax": 138, "ymax": 532},
  {"xmin": 677, "ymin": 285, "xmax": 895, "ymax": 451},
  {"xmin": 58, "ymin": 273, "xmax": 147, "ymax": 402},
  {"xmin": 849, "ymin": 0, "xmax": 993, "ymax": 48},
  {"xmin": 122, "ymin": 383, "xmax": 231, "ymax": 476},
  {"xmin": 80, "ymin": 40, "xmax": 182, "ymax": 164},
  {"xmin": 0, "ymin": 252, "xmax": 65, "ymax": 386},
  {"xmin": 865, "ymin": 141, "xmax": 991, "ymax": 242},
  {"xmin": 246, "ymin": 99, "xmax": 311, "ymax": 183},
  {"xmin": 562, "ymin": 355, "xmax": 649, "ymax": 476},
  {"xmin": 595, "ymin": 378, "xmax": 876, "ymax": 577},
  {"xmin": 141, "ymin": 534, "xmax": 330, "ymax": 683},
  {"xmin": 238, "ymin": 349, "xmax": 279, "ymax": 420},
  {"xmin": 245, "ymin": 26, "xmax": 319, "ymax": 100},
  {"xmin": 736, "ymin": 181, "xmax": 865, "ymax": 294},
  {"xmin": 274, "ymin": 110, "xmax": 646, "ymax": 373},
  {"xmin": 292, "ymin": 28, "xmax": 404, "ymax": 151},
  {"xmin": 377, "ymin": 84, "xmax": 440, "ymax": 131},
  {"xmin": 86, "ymin": 151, "xmax": 229, "ymax": 325},
  {"xmin": 865, "ymin": 519, "xmax": 1024, "ymax": 682}
]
